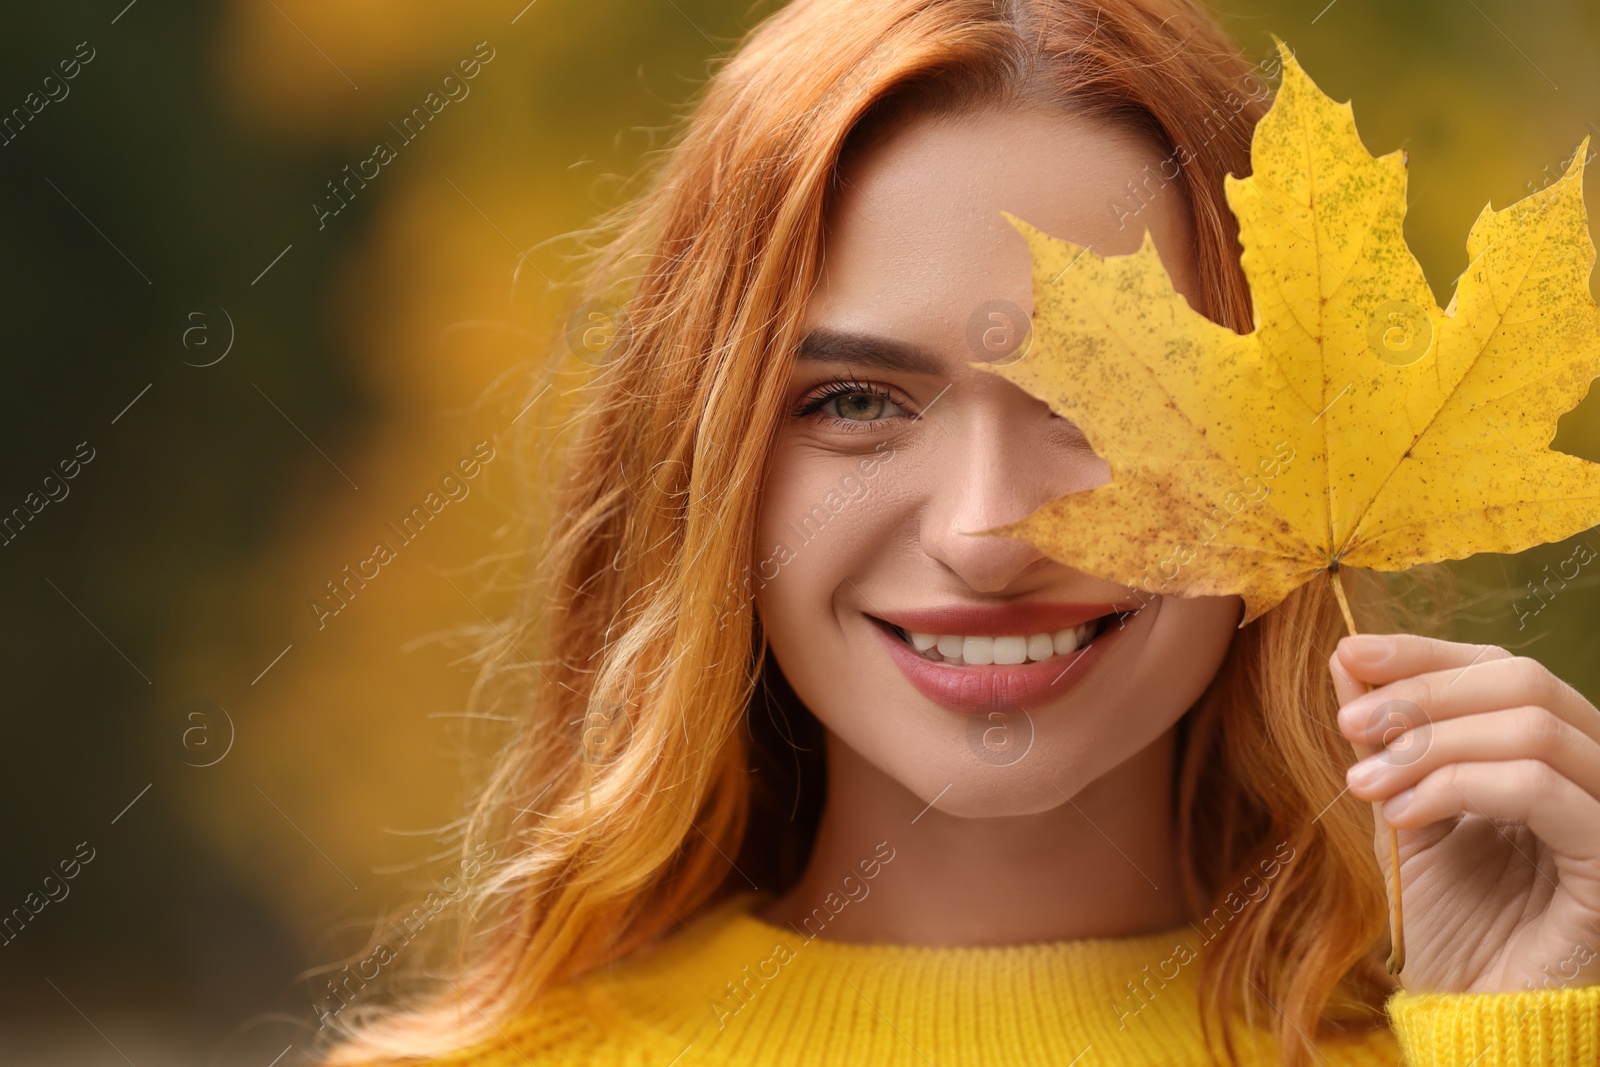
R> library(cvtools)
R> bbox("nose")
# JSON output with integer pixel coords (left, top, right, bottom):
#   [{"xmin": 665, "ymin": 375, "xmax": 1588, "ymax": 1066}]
[{"xmin": 919, "ymin": 389, "xmax": 1107, "ymax": 594}]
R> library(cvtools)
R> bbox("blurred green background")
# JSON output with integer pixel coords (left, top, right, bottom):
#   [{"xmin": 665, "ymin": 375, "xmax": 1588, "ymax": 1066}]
[{"xmin": 0, "ymin": 0, "xmax": 1596, "ymax": 1063}]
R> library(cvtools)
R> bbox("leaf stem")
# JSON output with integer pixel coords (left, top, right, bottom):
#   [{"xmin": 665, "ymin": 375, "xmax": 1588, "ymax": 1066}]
[
  {"xmin": 1330, "ymin": 568, "xmax": 1406, "ymax": 977},
  {"xmin": 1329, "ymin": 566, "xmax": 1359, "ymax": 635}
]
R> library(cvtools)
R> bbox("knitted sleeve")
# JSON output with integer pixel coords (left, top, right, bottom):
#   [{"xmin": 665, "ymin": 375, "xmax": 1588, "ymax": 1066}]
[{"xmin": 1384, "ymin": 985, "xmax": 1600, "ymax": 1066}]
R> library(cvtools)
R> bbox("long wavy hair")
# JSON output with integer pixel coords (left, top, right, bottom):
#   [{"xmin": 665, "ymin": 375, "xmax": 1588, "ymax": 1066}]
[{"xmin": 317, "ymin": 1, "xmax": 1443, "ymax": 1065}]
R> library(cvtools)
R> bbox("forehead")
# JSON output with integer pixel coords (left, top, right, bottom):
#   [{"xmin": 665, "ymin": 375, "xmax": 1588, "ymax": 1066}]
[{"xmin": 803, "ymin": 106, "xmax": 1191, "ymax": 350}]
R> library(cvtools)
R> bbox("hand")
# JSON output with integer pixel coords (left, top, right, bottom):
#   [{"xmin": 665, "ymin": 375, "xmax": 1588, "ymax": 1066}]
[{"xmin": 1330, "ymin": 633, "xmax": 1600, "ymax": 994}]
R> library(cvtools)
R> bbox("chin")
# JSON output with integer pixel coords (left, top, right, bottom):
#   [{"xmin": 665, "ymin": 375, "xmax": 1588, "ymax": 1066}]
[{"xmin": 861, "ymin": 705, "xmax": 1165, "ymax": 819}]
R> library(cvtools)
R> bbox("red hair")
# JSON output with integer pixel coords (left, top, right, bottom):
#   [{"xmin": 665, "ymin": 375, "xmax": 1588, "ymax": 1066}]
[{"xmin": 317, "ymin": 3, "xmax": 1411, "ymax": 1065}]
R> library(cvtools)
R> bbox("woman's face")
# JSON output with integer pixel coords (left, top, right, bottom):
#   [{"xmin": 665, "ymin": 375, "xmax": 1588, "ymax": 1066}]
[{"xmin": 754, "ymin": 105, "xmax": 1243, "ymax": 817}]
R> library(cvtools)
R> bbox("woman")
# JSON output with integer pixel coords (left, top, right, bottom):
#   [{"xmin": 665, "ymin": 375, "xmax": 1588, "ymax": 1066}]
[{"xmin": 317, "ymin": 0, "xmax": 1600, "ymax": 1063}]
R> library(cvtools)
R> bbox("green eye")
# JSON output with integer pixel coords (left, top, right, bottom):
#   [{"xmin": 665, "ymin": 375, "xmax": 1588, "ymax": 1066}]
[
  {"xmin": 795, "ymin": 377, "xmax": 908, "ymax": 429},
  {"xmin": 827, "ymin": 391, "xmax": 895, "ymax": 421}
]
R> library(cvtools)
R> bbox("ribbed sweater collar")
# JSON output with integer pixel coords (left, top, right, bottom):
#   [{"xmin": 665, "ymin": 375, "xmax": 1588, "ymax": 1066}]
[{"xmin": 575, "ymin": 889, "xmax": 1279, "ymax": 1066}]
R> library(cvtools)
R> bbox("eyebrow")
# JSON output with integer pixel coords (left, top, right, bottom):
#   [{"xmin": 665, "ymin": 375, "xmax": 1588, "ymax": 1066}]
[{"xmin": 795, "ymin": 327, "xmax": 947, "ymax": 376}]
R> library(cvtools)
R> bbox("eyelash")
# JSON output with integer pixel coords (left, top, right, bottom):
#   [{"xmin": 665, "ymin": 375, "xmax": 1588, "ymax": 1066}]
[{"xmin": 792, "ymin": 376, "xmax": 910, "ymax": 431}]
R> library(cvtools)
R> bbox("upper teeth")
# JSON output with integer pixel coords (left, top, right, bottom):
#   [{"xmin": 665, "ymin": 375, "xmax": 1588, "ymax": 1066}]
[{"xmin": 901, "ymin": 621, "xmax": 1102, "ymax": 665}]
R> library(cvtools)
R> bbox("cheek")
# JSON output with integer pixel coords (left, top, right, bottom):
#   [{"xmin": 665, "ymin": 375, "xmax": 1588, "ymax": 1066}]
[
  {"xmin": 752, "ymin": 453, "xmax": 829, "ymax": 634},
  {"xmin": 751, "ymin": 446, "xmax": 904, "ymax": 700},
  {"xmin": 1139, "ymin": 597, "xmax": 1240, "ymax": 706}
]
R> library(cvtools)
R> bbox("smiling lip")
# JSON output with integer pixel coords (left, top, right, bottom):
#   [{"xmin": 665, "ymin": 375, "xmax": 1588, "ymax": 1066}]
[
  {"xmin": 872, "ymin": 601, "xmax": 1138, "ymax": 636},
  {"xmin": 866, "ymin": 602, "xmax": 1137, "ymax": 716}
]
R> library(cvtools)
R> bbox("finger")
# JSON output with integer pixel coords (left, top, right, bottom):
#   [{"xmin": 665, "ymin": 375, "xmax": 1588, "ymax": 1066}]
[
  {"xmin": 1345, "ymin": 705, "xmax": 1600, "ymax": 810},
  {"xmin": 1378, "ymin": 759, "xmax": 1600, "ymax": 870},
  {"xmin": 1336, "ymin": 655, "xmax": 1600, "ymax": 751},
  {"xmin": 1334, "ymin": 633, "xmax": 1513, "ymax": 687}
]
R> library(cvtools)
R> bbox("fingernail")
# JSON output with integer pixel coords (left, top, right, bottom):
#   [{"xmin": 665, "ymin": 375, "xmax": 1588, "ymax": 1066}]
[
  {"xmin": 1341, "ymin": 634, "xmax": 1394, "ymax": 665},
  {"xmin": 1346, "ymin": 757, "xmax": 1382, "ymax": 788},
  {"xmin": 1384, "ymin": 787, "xmax": 1416, "ymax": 818},
  {"xmin": 1337, "ymin": 696, "xmax": 1373, "ymax": 734}
]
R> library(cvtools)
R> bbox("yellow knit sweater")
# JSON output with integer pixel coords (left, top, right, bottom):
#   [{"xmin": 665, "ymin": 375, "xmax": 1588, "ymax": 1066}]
[{"xmin": 391, "ymin": 890, "xmax": 1600, "ymax": 1066}]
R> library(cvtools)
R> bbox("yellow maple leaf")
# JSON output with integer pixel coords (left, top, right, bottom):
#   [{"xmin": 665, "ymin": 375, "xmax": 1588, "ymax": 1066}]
[{"xmin": 975, "ymin": 41, "xmax": 1600, "ymax": 627}]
